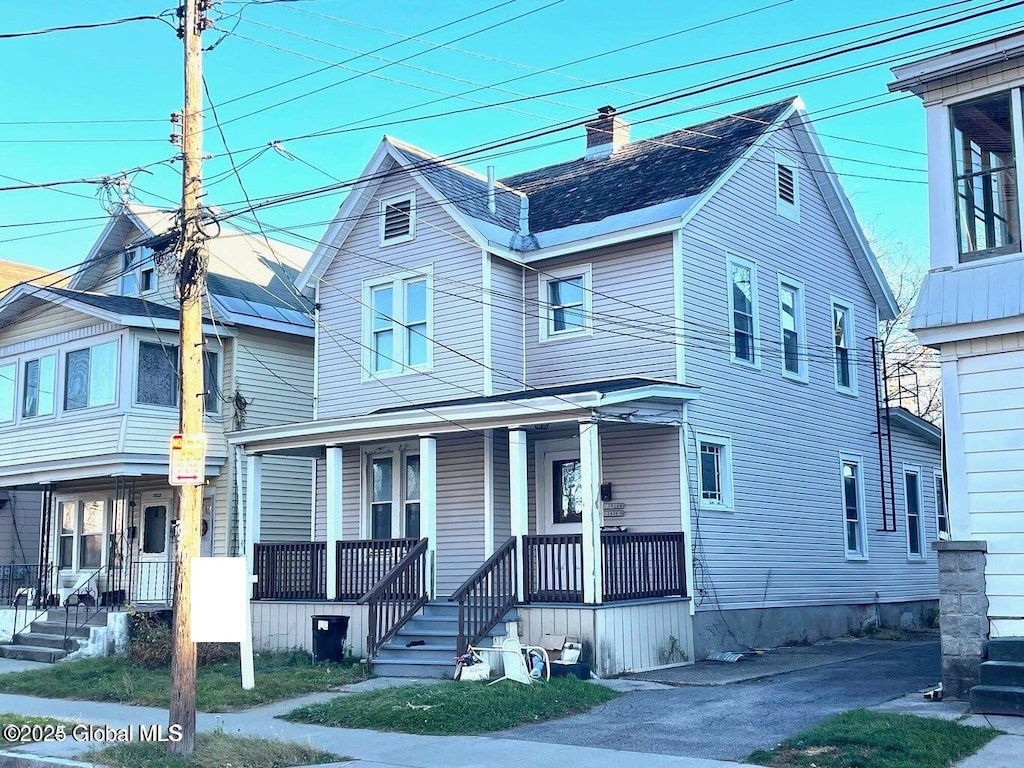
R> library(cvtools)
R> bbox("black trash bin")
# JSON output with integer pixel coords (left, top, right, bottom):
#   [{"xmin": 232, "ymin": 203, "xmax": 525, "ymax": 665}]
[{"xmin": 311, "ymin": 615, "xmax": 350, "ymax": 663}]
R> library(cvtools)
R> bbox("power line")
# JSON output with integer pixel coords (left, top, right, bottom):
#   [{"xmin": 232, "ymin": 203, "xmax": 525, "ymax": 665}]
[{"xmin": 0, "ymin": 14, "xmax": 175, "ymax": 40}]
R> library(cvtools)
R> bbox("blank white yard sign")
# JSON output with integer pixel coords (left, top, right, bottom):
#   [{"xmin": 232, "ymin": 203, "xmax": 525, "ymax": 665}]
[{"xmin": 190, "ymin": 557, "xmax": 255, "ymax": 689}]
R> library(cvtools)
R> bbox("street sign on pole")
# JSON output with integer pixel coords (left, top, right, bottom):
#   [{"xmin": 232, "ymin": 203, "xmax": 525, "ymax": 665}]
[{"xmin": 169, "ymin": 433, "xmax": 207, "ymax": 487}]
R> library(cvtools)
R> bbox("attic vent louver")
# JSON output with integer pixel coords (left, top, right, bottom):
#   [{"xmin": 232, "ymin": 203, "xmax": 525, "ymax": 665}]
[
  {"xmin": 381, "ymin": 194, "xmax": 415, "ymax": 243},
  {"xmin": 777, "ymin": 164, "xmax": 796, "ymax": 205}
]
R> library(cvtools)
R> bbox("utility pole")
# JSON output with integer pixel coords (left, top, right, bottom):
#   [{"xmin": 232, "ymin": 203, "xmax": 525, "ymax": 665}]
[{"xmin": 169, "ymin": 0, "xmax": 207, "ymax": 756}]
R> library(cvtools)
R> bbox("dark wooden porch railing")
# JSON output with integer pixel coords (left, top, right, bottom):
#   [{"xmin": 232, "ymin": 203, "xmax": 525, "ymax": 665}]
[
  {"xmin": 522, "ymin": 534, "xmax": 583, "ymax": 603},
  {"xmin": 601, "ymin": 531, "xmax": 687, "ymax": 602},
  {"xmin": 449, "ymin": 537, "xmax": 517, "ymax": 655},
  {"xmin": 336, "ymin": 538, "xmax": 419, "ymax": 600},
  {"xmin": 253, "ymin": 542, "xmax": 327, "ymax": 600},
  {"xmin": 358, "ymin": 538, "xmax": 428, "ymax": 657}
]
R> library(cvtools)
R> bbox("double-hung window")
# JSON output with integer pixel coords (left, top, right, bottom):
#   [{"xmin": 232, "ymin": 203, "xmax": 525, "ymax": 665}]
[
  {"xmin": 935, "ymin": 472, "xmax": 949, "ymax": 540},
  {"xmin": 379, "ymin": 193, "xmax": 415, "ymax": 245},
  {"xmin": 367, "ymin": 273, "xmax": 431, "ymax": 375},
  {"xmin": 778, "ymin": 277, "xmax": 806, "ymax": 380},
  {"xmin": 22, "ymin": 355, "xmax": 56, "ymax": 419},
  {"xmin": 831, "ymin": 298, "xmax": 857, "ymax": 395},
  {"xmin": 697, "ymin": 434, "xmax": 734, "ymax": 510},
  {"xmin": 841, "ymin": 456, "xmax": 867, "ymax": 559},
  {"xmin": 775, "ymin": 153, "xmax": 800, "ymax": 222},
  {"xmin": 539, "ymin": 265, "xmax": 592, "ymax": 340},
  {"xmin": 64, "ymin": 341, "xmax": 118, "ymax": 411},
  {"xmin": 950, "ymin": 92, "xmax": 1020, "ymax": 260},
  {"xmin": 905, "ymin": 467, "xmax": 925, "ymax": 560},
  {"xmin": 368, "ymin": 452, "xmax": 421, "ymax": 539},
  {"xmin": 121, "ymin": 248, "xmax": 156, "ymax": 296},
  {"xmin": 727, "ymin": 255, "xmax": 759, "ymax": 366},
  {"xmin": 0, "ymin": 362, "xmax": 15, "ymax": 424},
  {"xmin": 136, "ymin": 340, "xmax": 220, "ymax": 413}
]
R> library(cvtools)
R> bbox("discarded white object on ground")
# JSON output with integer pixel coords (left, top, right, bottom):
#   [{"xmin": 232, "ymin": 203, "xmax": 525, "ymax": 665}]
[
  {"xmin": 706, "ymin": 651, "xmax": 745, "ymax": 663},
  {"xmin": 489, "ymin": 638, "xmax": 534, "ymax": 685},
  {"xmin": 923, "ymin": 682, "xmax": 944, "ymax": 701}
]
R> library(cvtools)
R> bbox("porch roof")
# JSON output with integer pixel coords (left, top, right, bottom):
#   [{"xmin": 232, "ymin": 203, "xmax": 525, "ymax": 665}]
[
  {"xmin": 229, "ymin": 377, "xmax": 699, "ymax": 455},
  {"xmin": 0, "ymin": 453, "xmax": 227, "ymax": 489}
]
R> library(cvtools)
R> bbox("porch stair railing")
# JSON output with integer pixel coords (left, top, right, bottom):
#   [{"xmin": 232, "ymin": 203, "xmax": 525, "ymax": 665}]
[
  {"xmin": 62, "ymin": 562, "xmax": 125, "ymax": 649},
  {"xmin": 449, "ymin": 537, "xmax": 517, "ymax": 655},
  {"xmin": 358, "ymin": 538, "xmax": 429, "ymax": 657}
]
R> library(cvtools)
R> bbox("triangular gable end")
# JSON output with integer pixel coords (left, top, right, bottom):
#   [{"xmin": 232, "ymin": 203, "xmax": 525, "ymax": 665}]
[
  {"xmin": 68, "ymin": 204, "xmax": 165, "ymax": 292},
  {"xmin": 296, "ymin": 139, "xmax": 512, "ymax": 292}
]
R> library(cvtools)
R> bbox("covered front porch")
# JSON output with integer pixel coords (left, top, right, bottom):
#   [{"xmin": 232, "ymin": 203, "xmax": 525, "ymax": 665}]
[{"xmin": 234, "ymin": 379, "xmax": 699, "ymax": 674}]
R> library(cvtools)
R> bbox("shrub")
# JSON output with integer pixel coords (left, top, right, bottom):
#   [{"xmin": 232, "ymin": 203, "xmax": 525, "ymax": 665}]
[{"xmin": 126, "ymin": 610, "xmax": 237, "ymax": 668}]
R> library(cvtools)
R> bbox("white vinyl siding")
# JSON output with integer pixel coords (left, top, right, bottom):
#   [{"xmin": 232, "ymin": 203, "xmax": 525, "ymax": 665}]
[{"xmin": 727, "ymin": 254, "xmax": 759, "ymax": 367}]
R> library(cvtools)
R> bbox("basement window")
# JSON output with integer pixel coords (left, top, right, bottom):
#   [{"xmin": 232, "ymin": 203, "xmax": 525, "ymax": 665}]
[{"xmin": 379, "ymin": 193, "xmax": 415, "ymax": 245}]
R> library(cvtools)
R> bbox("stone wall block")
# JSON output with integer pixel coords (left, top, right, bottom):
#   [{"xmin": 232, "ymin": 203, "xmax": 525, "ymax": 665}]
[
  {"xmin": 939, "ymin": 593, "xmax": 961, "ymax": 615},
  {"xmin": 959, "ymin": 593, "xmax": 990, "ymax": 617}
]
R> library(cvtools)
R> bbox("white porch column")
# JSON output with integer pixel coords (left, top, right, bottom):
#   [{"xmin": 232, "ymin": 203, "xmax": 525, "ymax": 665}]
[
  {"xmin": 509, "ymin": 429, "xmax": 528, "ymax": 602},
  {"xmin": 579, "ymin": 420, "xmax": 603, "ymax": 604},
  {"xmin": 325, "ymin": 447, "xmax": 343, "ymax": 600},
  {"xmin": 419, "ymin": 436, "xmax": 438, "ymax": 599},
  {"xmin": 244, "ymin": 454, "xmax": 262, "ymax": 596}
]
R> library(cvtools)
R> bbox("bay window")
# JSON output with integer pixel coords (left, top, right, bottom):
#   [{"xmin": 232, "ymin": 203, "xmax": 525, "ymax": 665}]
[
  {"xmin": 22, "ymin": 355, "xmax": 56, "ymax": 418},
  {"xmin": 136, "ymin": 340, "xmax": 219, "ymax": 413},
  {"xmin": 64, "ymin": 341, "xmax": 117, "ymax": 411},
  {"xmin": 0, "ymin": 362, "xmax": 14, "ymax": 424}
]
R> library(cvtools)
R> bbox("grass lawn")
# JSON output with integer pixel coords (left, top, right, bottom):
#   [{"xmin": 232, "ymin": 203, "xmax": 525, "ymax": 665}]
[
  {"xmin": 282, "ymin": 677, "xmax": 618, "ymax": 735},
  {"xmin": 0, "ymin": 652, "xmax": 367, "ymax": 712},
  {"xmin": 83, "ymin": 732, "xmax": 345, "ymax": 768},
  {"xmin": 748, "ymin": 709, "xmax": 1000, "ymax": 768},
  {"xmin": 0, "ymin": 714, "xmax": 77, "ymax": 743}
]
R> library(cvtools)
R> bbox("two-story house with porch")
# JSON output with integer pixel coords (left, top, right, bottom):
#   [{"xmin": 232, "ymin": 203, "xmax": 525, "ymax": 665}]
[
  {"xmin": 232, "ymin": 97, "xmax": 944, "ymax": 677},
  {"xmin": 892, "ymin": 32, "xmax": 1024, "ymax": 715},
  {"xmin": 0, "ymin": 203, "xmax": 314, "ymax": 662}
]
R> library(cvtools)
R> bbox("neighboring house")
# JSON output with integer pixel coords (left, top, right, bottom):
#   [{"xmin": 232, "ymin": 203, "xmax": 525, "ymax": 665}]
[
  {"xmin": 231, "ymin": 97, "xmax": 943, "ymax": 677},
  {"xmin": 892, "ymin": 32, "xmax": 1024, "ymax": 712},
  {"xmin": 0, "ymin": 204, "xmax": 313, "ymax": 661}
]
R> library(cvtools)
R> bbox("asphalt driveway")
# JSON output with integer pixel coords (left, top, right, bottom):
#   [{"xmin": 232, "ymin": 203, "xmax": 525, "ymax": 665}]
[{"xmin": 497, "ymin": 637, "xmax": 940, "ymax": 761}]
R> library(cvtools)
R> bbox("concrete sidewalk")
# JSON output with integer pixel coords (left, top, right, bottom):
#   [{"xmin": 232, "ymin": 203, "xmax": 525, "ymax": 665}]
[{"xmin": 0, "ymin": 689, "xmax": 754, "ymax": 768}]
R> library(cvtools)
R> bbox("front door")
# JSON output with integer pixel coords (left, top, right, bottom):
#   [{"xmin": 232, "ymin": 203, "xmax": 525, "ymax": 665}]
[
  {"xmin": 534, "ymin": 439, "xmax": 585, "ymax": 599},
  {"xmin": 134, "ymin": 491, "xmax": 173, "ymax": 603}
]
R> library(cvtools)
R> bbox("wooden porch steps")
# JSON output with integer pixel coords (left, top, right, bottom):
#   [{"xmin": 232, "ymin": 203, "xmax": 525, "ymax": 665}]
[
  {"xmin": 0, "ymin": 610, "xmax": 108, "ymax": 664},
  {"xmin": 372, "ymin": 601, "xmax": 517, "ymax": 678}
]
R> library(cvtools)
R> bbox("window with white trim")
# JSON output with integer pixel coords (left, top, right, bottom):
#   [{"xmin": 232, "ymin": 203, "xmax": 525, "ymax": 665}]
[
  {"xmin": 775, "ymin": 153, "xmax": 800, "ymax": 222},
  {"xmin": 121, "ymin": 248, "xmax": 156, "ymax": 296},
  {"xmin": 831, "ymin": 298, "xmax": 857, "ymax": 394},
  {"xmin": 136, "ymin": 340, "xmax": 220, "ymax": 413},
  {"xmin": 539, "ymin": 265, "xmax": 592, "ymax": 340},
  {"xmin": 379, "ymin": 193, "xmax": 415, "ymax": 245},
  {"xmin": 935, "ymin": 472, "xmax": 949, "ymax": 540},
  {"xmin": 64, "ymin": 341, "xmax": 118, "ymax": 411},
  {"xmin": 727, "ymin": 255, "xmax": 758, "ymax": 365},
  {"xmin": 697, "ymin": 434, "xmax": 734, "ymax": 510},
  {"xmin": 778, "ymin": 276, "xmax": 806, "ymax": 380},
  {"xmin": 365, "ymin": 273, "xmax": 431, "ymax": 375},
  {"xmin": 368, "ymin": 451, "xmax": 421, "ymax": 539},
  {"xmin": 0, "ymin": 362, "xmax": 14, "ymax": 424},
  {"xmin": 841, "ymin": 456, "xmax": 867, "ymax": 559},
  {"xmin": 905, "ymin": 468, "xmax": 925, "ymax": 560},
  {"xmin": 22, "ymin": 354, "xmax": 56, "ymax": 418}
]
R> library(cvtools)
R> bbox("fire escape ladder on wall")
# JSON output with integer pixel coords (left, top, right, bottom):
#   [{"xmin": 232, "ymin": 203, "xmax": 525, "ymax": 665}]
[{"xmin": 870, "ymin": 337, "xmax": 898, "ymax": 532}]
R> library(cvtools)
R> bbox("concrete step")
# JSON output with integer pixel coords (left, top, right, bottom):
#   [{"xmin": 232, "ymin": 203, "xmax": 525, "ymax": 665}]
[
  {"xmin": 980, "ymin": 660, "xmax": 1024, "ymax": 688},
  {"xmin": 12, "ymin": 633, "xmax": 76, "ymax": 651},
  {"xmin": 970, "ymin": 684, "xmax": 1024, "ymax": 716},
  {"xmin": 29, "ymin": 620, "xmax": 95, "ymax": 638},
  {"xmin": 46, "ymin": 609, "xmax": 107, "ymax": 623},
  {"xmin": 988, "ymin": 637, "xmax": 1024, "ymax": 663},
  {"xmin": 371, "ymin": 658, "xmax": 454, "ymax": 679},
  {"xmin": 0, "ymin": 644, "xmax": 67, "ymax": 664}
]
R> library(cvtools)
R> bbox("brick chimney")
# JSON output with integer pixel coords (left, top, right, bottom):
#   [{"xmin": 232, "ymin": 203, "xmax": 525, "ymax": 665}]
[{"xmin": 585, "ymin": 105, "xmax": 630, "ymax": 160}]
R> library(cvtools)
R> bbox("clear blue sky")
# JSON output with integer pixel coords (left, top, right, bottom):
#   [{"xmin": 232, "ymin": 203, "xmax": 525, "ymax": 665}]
[{"xmin": 1, "ymin": 0, "xmax": 1020, "ymax": 273}]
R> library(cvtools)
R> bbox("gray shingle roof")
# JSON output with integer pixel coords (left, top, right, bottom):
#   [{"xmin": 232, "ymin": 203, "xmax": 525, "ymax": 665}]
[
  {"xmin": 389, "ymin": 140, "xmax": 522, "ymax": 231},
  {"xmin": 48, "ymin": 287, "xmax": 182, "ymax": 320},
  {"xmin": 500, "ymin": 99, "xmax": 795, "ymax": 233}
]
